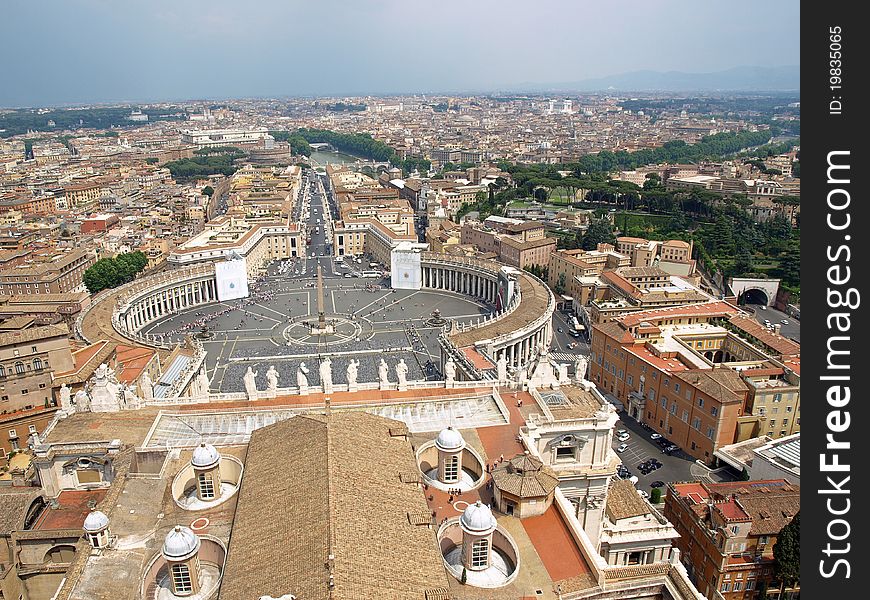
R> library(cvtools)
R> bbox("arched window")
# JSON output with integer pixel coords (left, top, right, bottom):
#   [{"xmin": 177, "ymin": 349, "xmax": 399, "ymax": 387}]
[
  {"xmin": 171, "ymin": 563, "xmax": 193, "ymax": 595},
  {"xmin": 472, "ymin": 539, "xmax": 489, "ymax": 568},
  {"xmin": 444, "ymin": 455, "xmax": 459, "ymax": 482},
  {"xmin": 198, "ymin": 472, "xmax": 215, "ymax": 500},
  {"xmin": 15, "ymin": 362, "xmax": 25, "ymax": 375},
  {"xmin": 33, "ymin": 358, "xmax": 43, "ymax": 371},
  {"xmin": 0, "ymin": 365, "xmax": 5, "ymax": 377}
]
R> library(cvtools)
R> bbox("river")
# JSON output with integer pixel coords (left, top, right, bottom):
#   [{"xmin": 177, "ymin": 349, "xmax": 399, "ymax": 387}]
[{"xmin": 309, "ymin": 150, "xmax": 366, "ymax": 167}]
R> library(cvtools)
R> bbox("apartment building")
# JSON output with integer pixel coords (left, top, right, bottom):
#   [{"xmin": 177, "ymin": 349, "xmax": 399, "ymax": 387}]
[
  {"xmin": 665, "ymin": 480, "xmax": 800, "ymax": 600},
  {"xmin": 0, "ymin": 324, "xmax": 75, "ymax": 414},
  {"xmin": 460, "ymin": 220, "xmax": 556, "ymax": 269},
  {"xmin": 0, "ymin": 250, "xmax": 95, "ymax": 296}
]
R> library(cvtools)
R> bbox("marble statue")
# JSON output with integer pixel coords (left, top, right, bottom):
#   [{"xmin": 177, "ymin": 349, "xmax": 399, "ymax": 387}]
[
  {"xmin": 574, "ymin": 355, "xmax": 588, "ymax": 383},
  {"xmin": 90, "ymin": 362, "xmax": 121, "ymax": 412},
  {"xmin": 557, "ymin": 363, "xmax": 570, "ymax": 384},
  {"xmin": 396, "ymin": 359, "xmax": 409, "ymax": 388},
  {"xmin": 346, "ymin": 359, "xmax": 359, "ymax": 388},
  {"xmin": 74, "ymin": 390, "xmax": 90, "ymax": 412},
  {"xmin": 244, "ymin": 367, "xmax": 259, "ymax": 400},
  {"xmin": 266, "ymin": 365, "xmax": 279, "ymax": 393},
  {"xmin": 320, "ymin": 358, "xmax": 333, "ymax": 392},
  {"xmin": 196, "ymin": 370, "xmax": 210, "ymax": 398},
  {"xmin": 139, "ymin": 371, "xmax": 154, "ymax": 401},
  {"xmin": 444, "ymin": 357, "xmax": 456, "ymax": 386},
  {"xmin": 378, "ymin": 359, "xmax": 390, "ymax": 388},
  {"xmin": 59, "ymin": 383, "xmax": 72, "ymax": 412},
  {"xmin": 296, "ymin": 362, "xmax": 310, "ymax": 389},
  {"xmin": 496, "ymin": 354, "xmax": 507, "ymax": 382},
  {"xmin": 122, "ymin": 384, "xmax": 139, "ymax": 409}
]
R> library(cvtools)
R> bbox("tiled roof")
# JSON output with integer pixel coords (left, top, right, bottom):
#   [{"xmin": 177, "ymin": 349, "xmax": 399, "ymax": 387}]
[
  {"xmin": 606, "ymin": 480, "xmax": 651, "ymax": 522},
  {"xmin": 491, "ymin": 453, "xmax": 558, "ymax": 498},
  {"xmin": 0, "ymin": 487, "xmax": 43, "ymax": 532},
  {"xmin": 219, "ymin": 412, "xmax": 450, "ymax": 600}
]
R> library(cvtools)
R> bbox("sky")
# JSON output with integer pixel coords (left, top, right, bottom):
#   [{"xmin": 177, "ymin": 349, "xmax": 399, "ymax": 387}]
[{"xmin": 2, "ymin": 0, "xmax": 800, "ymax": 107}]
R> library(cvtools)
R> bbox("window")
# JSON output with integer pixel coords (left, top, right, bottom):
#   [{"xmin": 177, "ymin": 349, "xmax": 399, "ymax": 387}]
[
  {"xmin": 198, "ymin": 473, "xmax": 215, "ymax": 499},
  {"xmin": 21, "ymin": 389, "xmax": 28, "ymax": 395},
  {"xmin": 697, "ymin": 397, "xmax": 704, "ymax": 408},
  {"xmin": 31, "ymin": 346, "xmax": 37, "ymax": 353},
  {"xmin": 28, "ymin": 425, "xmax": 37, "ymax": 434},
  {"xmin": 707, "ymin": 427, "xmax": 715, "ymax": 439},
  {"xmin": 171, "ymin": 563, "xmax": 193, "ymax": 595},
  {"xmin": 88, "ymin": 533, "xmax": 101, "ymax": 547},
  {"xmin": 769, "ymin": 420, "xmax": 776, "ymax": 427},
  {"xmin": 0, "ymin": 366, "xmax": 5, "ymax": 377},
  {"xmin": 556, "ymin": 446, "xmax": 575, "ymax": 461},
  {"xmin": 33, "ymin": 358, "xmax": 43, "ymax": 370},
  {"xmin": 745, "ymin": 580, "xmax": 755, "ymax": 590},
  {"xmin": 773, "ymin": 393, "xmax": 782, "ymax": 402},
  {"xmin": 733, "ymin": 581, "xmax": 742, "ymax": 591},
  {"xmin": 627, "ymin": 375, "xmax": 633, "ymax": 386},
  {"xmin": 710, "ymin": 406, "xmax": 718, "ymax": 417},
  {"xmin": 444, "ymin": 455, "xmax": 459, "ymax": 482},
  {"xmin": 471, "ymin": 539, "xmax": 489, "ymax": 568},
  {"xmin": 664, "ymin": 378, "xmax": 669, "ymax": 387},
  {"xmin": 15, "ymin": 362, "xmax": 24, "ymax": 375},
  {"xmin": 670, "ymin": 403, "xmax": 677, "ymax": 415},
  {"xmin": 682, "ymin": 410, "xmax": 689, "ymax": 422},
  {"xmin": 661, "ymin": 397, "xmax": 667, "ymax": 408},
  {"xmin": 674, "ymin": 383, "xmax": 680, "ymax": 393},
  {"xmin": 721, "ymin": 582, "xmax": 730, "ymax": 592}
]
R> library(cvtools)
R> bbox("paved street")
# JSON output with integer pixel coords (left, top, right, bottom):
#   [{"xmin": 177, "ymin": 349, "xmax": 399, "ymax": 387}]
[{"xmin": 743, "ymin": 303, "xmax": 800, "ymax": 342}]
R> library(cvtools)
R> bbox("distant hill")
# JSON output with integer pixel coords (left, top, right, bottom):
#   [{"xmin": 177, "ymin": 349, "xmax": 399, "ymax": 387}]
[{"xmin": 511, "ymin": 66, "xmax": 800, "ymax": 93}]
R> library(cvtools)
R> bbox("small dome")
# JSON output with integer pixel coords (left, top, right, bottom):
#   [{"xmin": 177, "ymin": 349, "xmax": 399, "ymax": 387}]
[
  {"xmin": 191, "ymin": 443, "xmax": 221, "ymax": 469},
  {"xmin": 83, "ymin": 510, "xmax": 109, "ymax": 532},
  {"xmin": 435, "ymin": 427, "xmax": 465, "ymax": 452},
  {"xmin": 162, "ymin": 525, "xmax": 201, "ymax": 561},
  {"xmin": 460, "ymin": 501, "xmax": 497, "ymax": 534}
]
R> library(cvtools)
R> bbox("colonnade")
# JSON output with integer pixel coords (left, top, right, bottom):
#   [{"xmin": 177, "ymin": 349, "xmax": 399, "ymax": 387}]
[
  {"xmin": 421, "ymin": 265, "xmax": 499, "ymax": 305},
  {"xmin": 422, "ymin": 259, "xmax": 553, "ymax": 370},
  {"xmin": 123, "ymin": 277, "xmax": 218, "ymax": 332}
]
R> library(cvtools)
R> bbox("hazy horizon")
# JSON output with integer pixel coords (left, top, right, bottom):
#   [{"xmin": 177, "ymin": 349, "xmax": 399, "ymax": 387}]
[{"xmin": 3, "ymin": 0, "xmax": 800, "ymax": 107}]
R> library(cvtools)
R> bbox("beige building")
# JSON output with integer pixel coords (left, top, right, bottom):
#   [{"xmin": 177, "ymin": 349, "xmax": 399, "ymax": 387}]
[
  {"xmin": 0, "ymin": 324, "xmax": 74, "ymax": 414},
  {"xmin": 0, "ymin": 250, "xmax": 95, "ymax": 296}
]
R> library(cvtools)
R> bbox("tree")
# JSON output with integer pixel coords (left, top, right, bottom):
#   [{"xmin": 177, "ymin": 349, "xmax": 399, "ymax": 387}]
[
  {"xmin": 202, "ymin": 185, "xmax": 214, "ymax": 197},
  {"xmin": 773, "ymin": 512, "xmax": 800, "ymax": 595},
  {"xmin": 650, "ymin": 488, "xmax": 662, "ymax": 504},
  {"xmin": 582, "ymin": 218, "xmax": 616, "ymax": 250},
  {"xmin": 555, "ymin": 273, "xmax": 567, "ymax": 296},
  {"xmin": 460, "ymin": 567, "xmax": 468, "ymax": 584},
  {"xmin": 83, "ymin": 251, "xmax": 148, "ymax": 294},
  {"xmin": 740, "ymin": 467, "xmax": 750, "ymax": 481}
]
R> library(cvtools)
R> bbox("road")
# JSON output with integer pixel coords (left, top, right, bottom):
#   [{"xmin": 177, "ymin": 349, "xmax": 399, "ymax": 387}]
[{"xmin": 743, "ymin": 303, "xmax": 800, "ymax": 343}]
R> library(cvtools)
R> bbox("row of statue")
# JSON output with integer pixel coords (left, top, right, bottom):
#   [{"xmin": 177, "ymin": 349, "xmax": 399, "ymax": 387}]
[{"xmin": 242, "ymin": 356, "xmax": 414, "ymax": 398}]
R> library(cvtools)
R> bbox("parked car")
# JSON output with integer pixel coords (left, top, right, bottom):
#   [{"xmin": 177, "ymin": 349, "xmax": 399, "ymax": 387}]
[
  {"xmin": 617, "ymin": 433, "xmax": 630, "ymax": 442},
  {"xmin": 617, "ymin": 443, "xmax": 629, "ymax": 453},
  {"xmin": 650, "ymin": 433, "xmax": 663, "ymax": 440},
  {"xmin": 650, "ymin": 481, "xmax": 665, "ymax": 489},
  {"xmin": 663, "ymin": 444, "xmax": 680, "ymax": 455},
  {"xmin": 637, "ymin": 490, "xmax": 650, "ymax": 499}
]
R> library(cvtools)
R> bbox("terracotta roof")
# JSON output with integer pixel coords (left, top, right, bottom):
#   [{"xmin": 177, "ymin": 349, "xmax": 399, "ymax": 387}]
[
  {"xmin": 674, "ymin": 369, "xmax": 748, "ymax": 404},
  {"xmin": 618, "ymin": 301, "xmax": 738, "ymax": 327},
  {"xmin": 606, "ymin": 480, "xmax": 652, "ymax": 522},
  {"xmin": 219, "ymin": 412, "xmax": 450, "ymax": 600},
  {"xmin": 31, "ymin": 489, "xmax": 108, "ymax": 531},
  {"xmin": 728, "ymin": 315, "xmax": 801, "ymax": 357},
  {"xmin": 0, "ymin": 323, "xmax": 69, "ymax": 347},
  {"xmin": 491, "ymin": 453, "xmax": 558, "ymax": 498}
]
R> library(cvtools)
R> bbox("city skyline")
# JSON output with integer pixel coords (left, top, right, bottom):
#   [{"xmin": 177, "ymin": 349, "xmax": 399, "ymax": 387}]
[{"xmin": 3, "ymin": 0, "xmax": 800, "ymax": 107}]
